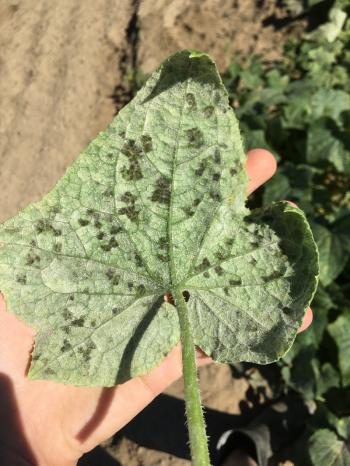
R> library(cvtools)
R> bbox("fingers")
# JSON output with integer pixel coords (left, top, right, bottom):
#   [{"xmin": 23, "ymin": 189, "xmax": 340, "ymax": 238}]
[
  {"xmin": 298, "ymin": 307, "xmax": 313, "ymax": 333},
  {"xmin": 246, "ymin": 148, "xmax": 277, "ymax": 195},
  {"xmin": 0, "ymin": 292, "xmax": 5, "ymax": 311}
]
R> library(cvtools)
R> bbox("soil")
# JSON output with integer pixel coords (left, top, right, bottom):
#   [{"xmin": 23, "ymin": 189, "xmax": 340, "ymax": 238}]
[{"xmin": 0, "ymin": 1, "xmax": 304, "ymax": 464}]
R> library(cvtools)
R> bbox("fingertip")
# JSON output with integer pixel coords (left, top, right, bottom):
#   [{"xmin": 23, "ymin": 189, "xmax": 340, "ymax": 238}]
[
  {"xmin": 246, "ymin": 148, "xmax": 277, "ymax": 195},
  {"xmin": 298, "ymin": 307, "xmax": 313, "ymax": 333}
]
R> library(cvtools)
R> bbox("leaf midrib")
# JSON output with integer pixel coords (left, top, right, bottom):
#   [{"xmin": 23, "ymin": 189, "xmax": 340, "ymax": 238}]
[{"xmin": 168, "ymin": 70, "xmax": 192, "ymax": 290}]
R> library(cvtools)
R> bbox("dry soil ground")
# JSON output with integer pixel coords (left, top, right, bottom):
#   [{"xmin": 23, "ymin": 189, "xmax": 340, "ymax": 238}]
[{"xmin": 0, "ymin": 1, "xmax": 303, "ymax": 464}]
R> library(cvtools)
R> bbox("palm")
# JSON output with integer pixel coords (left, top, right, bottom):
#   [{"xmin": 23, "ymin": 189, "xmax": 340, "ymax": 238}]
[{"xmin": 0, "ymin": 149, "xmax": 312, "ymax": 466}]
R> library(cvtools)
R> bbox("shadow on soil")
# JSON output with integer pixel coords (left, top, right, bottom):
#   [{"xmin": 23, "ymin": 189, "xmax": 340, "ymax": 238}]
[{"xmin": 79, "ymin": 391, "xmax": 263, "ymax": 465}]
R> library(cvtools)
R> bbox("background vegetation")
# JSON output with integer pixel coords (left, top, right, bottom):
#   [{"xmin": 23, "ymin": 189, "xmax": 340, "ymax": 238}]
[{"xmin": 223, "ymin": 0, "xmax": 350, "ymax": 463}]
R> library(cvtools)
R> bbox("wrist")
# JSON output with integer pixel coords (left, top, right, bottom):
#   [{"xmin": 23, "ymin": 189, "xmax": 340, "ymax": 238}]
[
  {"xmin": 0, "ymin": 443, "xmax": 79, "ymax": 466},
  {"xmin": 0, "ymin": 444, "xmax": 34, "ymax": 466}
]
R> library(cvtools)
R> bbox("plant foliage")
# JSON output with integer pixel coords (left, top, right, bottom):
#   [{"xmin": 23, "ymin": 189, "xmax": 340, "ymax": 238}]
[
  {"xmin": 0, "ymin": 51, "xmax": 318, "ymax": 389},
  {"xmin": 220, "ymin": 0, "xmax": 350, "ymax": 463}
]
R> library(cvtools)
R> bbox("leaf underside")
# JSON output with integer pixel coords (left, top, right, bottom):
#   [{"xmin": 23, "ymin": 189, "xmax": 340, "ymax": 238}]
[{"xmin": 0, "ymin": 51, "xmax": 319, "ymax": 386}]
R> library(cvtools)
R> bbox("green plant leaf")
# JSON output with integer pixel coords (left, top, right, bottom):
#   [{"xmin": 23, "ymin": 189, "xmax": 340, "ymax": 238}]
[
  {"xmin": 0, "ymin": 51, "xmax": 319, "ymax": 386},
  {"xmin": 309, "ymin": 429, "xmax": 350, "ymax": 466},
  {"xmin": 312, "ymin": 222, "xmax": 349, "ymax": 286},
  {"xmin": 329, "ymin": 313, "xmax": 350, "ymax": 385},
  {"xmin": 307, "ymin": 118, "xmax": 350, "ymax": 174}
]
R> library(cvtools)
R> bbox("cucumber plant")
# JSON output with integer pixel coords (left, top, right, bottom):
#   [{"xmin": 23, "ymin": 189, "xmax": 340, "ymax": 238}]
[{"xmin": 0, "ymin": 50, "xmax": 318, "ymax": 465}]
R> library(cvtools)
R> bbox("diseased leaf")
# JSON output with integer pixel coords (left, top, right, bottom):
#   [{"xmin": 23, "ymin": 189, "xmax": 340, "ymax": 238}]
[
  {"xmin": 329, "ymin": 313, "xmax": 350, "ymax": 385},
  {"xmin": 0, "ymin": 51, "xmax": 319, "ymax": 386},
  {"xmin": 309, "ymin": 429, "xmax": 350, "ymax": 466}
]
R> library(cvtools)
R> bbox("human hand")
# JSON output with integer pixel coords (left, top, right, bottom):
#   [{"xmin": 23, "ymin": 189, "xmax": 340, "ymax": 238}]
[{"xmin": 0, "ymin": 148, "xmax": 313, "ymax": 466}]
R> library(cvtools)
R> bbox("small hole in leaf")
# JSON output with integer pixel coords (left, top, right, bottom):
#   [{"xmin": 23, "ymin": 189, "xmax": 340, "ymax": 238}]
[{"xmin": 164, "ymin": 291, "xmax": 190, "ymax": 304}]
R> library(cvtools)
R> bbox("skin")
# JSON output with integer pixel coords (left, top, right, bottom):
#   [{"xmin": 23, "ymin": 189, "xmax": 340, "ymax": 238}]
[{"xmin": 0, "ymin": 148, "xmax": 313, "ymax": 466}]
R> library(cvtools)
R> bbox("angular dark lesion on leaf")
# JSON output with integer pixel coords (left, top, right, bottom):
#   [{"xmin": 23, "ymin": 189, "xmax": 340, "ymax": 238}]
[
  {"xmin": 97, "ymin": 231, "xmax": 105, "ymax": 240},
  {"xmin": 182, "ymin": 206, "xmax": 195, "ymax": 218},
  {"xmin": 103, "ymin": 187, "xmax": 114, "ymax": 197},
  {"xmin": 185, "ymin": 92, "xmax": 197, "ymax": 110},
  {"xmin": 151, "ymin": 177, "xmax": 171, "ymax": 204},
  {"xmin": 62, "ymin": 308, "xmax": 73, "ymax": 320},
  {"xmin": 120, "ymin": 139, "xmax": 144, "ymax": 181},
  {"xmin": 78, "ymin": 341, "xmax": 96, "ymax": 362},
  {"xmin": 141, "ymin": 134, "xmax": 153, "ymax": 153},
  {"xmin": 71, "ymin": 317, "xmax": 85, "ymax": 327},
  {"xmin": 215, "ymin": 265, "xmax": 224, "ymax": 276},
  {"xmin": 94, "ymin": 219, "xmax": 102, "ymax": 229},
  {"xmin": 214, "ymin": 250, "xmax": 228, "ymax": 261},
  {"xmin": 225, "ymin": 237, "xmax": 234, "ymax": 247},
  {"xmin": 53, "ymin": 243, "xmax": 62, "ymax": 253},
  {"xmin": 121, "ymin": 139, "xmax": 142, "ymax": 158},
  {"xmin": 110, "ymin": 225, "xmax": 123, "ymax": 235},
  {"xmin": 209, "ymin": 191, "xmax": 221, "ymax": 202},
  {"xmin": 158, "ymin": 236, "xmax": 167, "ymax": 249},
  {"xmin": 135, "ymin": 252, "xmax": 143, "ymax": 267},
  {"xmin": 108, "ymin": 237, "xmax": 119, "ymax": 249},
  {"xmin": 262, "ymin": 269, "xmax": 285, "ymax": 283},
  {"xmin": 203, "ymin": 105, "xmax": 214, "ymax": 118},
  {"xmin": 249, "ymin": 257, "xmax": 257, "ymax": 265},
  {"xmin": 50, "ymin": 205, "xmax": 61, "ymax": 215},
  {"xmin": 25, "ymin": 251, "xmax": 41, "ymax": 266},
  {"xmin": 229, "ymin": 278, "xmax": 242, "ymax": 286},
  {"xmin": 195, "ymin": 257, "xmax": 211, "ymax": 273},
  {"xmin": 35, "ymin": 218, "xmax": 54, "ymax": 234},
  {"xmin": 214, "ymin": 90, "xmax": 222, "ymax": 104},
  {"xmin": 194, "ymin": 160, "xmax": 206, "ymax": 177},
  {"xmin": 135, "ymin": 284, "xmax": 146, "ymax": 297},
  {"xmin": 120, "ymin": 191, "xmax": 136, "ymax": 204},
  {"xmin": 16, "ymin": 272, "xmax": 27, "ymax": 284},
  {"xmin": 78, "ymin": 218, "xmax": 89, "ymax": 227},
  {"xmin": 61, "ymin": 339, "xmax": 72, "ymax": 352},
  {"xmin": 120, "ymin": 162, "xmax": 143, "ymax": 181},
  {"xmin": 118, "ymin": 205, "xmax": 139, "ymax": 222},
  {"xmin": 53, "ymin": 228, "xmax": 62, "ymax": 237},
  {"xmin": 118, "ymin": 191, "xmax": 140, "ymax": 222},
  {"xmin": 105, "ymin": 268, "xmax": 120, "ymax": 286},
  {"xmin": 186, "ymin": 128, "xmax": 204, "ymax": 149},
  {"xmin": 214, "ymin": 148, "xmax": 221, "ymax": 164}
]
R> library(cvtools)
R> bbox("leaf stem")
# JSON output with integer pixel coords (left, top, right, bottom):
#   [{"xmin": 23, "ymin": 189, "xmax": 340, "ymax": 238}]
[{"xmin": 172, "ymin": 287, "xmax": 211, "ymax": 466}]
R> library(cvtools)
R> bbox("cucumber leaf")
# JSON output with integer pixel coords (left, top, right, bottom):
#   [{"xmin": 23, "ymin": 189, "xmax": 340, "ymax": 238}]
[
  {"xmin": 309, "ymin": 429, "xmax": 350, "ymax": 466},
  {"xmin": 329, "ymin": 313, "xmax": 350, "ymax": 386},
  {"xmin": 0, "ymin": 51, "xmax": 319, "ymax": 386}
]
